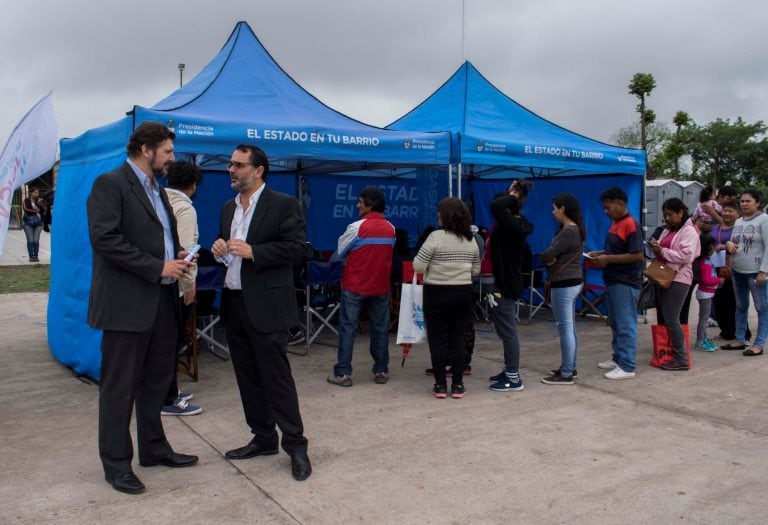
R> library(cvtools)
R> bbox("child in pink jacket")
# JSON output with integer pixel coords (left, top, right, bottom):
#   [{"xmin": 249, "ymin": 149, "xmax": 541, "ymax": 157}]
[{"xmin": 694, "ymin": 235, "xmax": 723, "ymax": 351}]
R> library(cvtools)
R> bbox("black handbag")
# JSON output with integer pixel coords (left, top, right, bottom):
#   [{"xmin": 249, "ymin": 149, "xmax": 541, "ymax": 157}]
[{"xmin": 637, "ymin": 280, "xmax": 657, "ymax": 310}]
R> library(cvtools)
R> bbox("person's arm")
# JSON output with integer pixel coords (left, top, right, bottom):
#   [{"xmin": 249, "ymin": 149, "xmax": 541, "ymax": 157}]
[
  {"xmin": 336, "ymin": 220, "xmax": 361, "ymax": 260},
  {"xmin": 489, "ymin": 195, "xmax": 526, "ymax": 237},
  {"xmin": 87, "ymin": 175, "xmax": 168, "ymax": 282},
  {"xmin": 659, "ymin": 227, "xmax": 698, "ymax": 265},
  {"xmin": 471, "ymin": 241, "xmax": 481, "ymax": 276},
  {"xmin": 701, "ymin": 202, "xmax": 723, "ymax": 225},
  {"xmin": 593, "ymin": 223, "xmax": 644, "ymax": 267},
  {"xmin": 539, "ymin": 228, "xmax": 574, "ymax": 266},
  {"xmin": 594, "ymin": 251, "xmax": 644, "ymax": 265},
  {"xmin": 22, "ymin": 198, "xmax": 35, "ymax": 214},
  {"xmin": 757, "ymin": 218, "xmax": 768, "ymax": 284},
  {"xmin": 174, "ymin": 203, "xmax": 198, "ymax": 303},
  {"xmin": 700, "ymin": 259, "xmax": 721, "ymax": 288},
  {"xmin": 412, "ymin": 232, "xmax": 436, "ymax": 275}
]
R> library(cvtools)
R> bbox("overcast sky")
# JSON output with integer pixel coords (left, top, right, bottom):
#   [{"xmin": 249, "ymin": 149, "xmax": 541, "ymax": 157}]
[{"xmin": 1, "ymin": 0, "xmax": 766, "ymax": 149}]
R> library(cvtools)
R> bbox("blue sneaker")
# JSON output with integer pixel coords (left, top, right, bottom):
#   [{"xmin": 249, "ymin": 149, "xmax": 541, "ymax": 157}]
[
  {"xmin": 490, "ymin": 372, "xmax": 524, "ymax": 392},
  {"xmin": 178, "ymin": 391, "xmax": 193, "ymax": 402},
  {"xmin": 703, "ymin": 338, "xmax": 718, "ymax": 352},
  {"xmin": 489, "ymin": 370, "xmax": 506, "ymax": 382},
  {"xmin": 161, "ymin": 397, "xmax": 202, "ymax": 416}
]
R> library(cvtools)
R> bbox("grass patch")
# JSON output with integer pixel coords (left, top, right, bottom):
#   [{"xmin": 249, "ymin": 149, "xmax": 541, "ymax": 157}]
[{"xmin": 0, "ymin": 265, "xmax": 50, "ymax": 293}]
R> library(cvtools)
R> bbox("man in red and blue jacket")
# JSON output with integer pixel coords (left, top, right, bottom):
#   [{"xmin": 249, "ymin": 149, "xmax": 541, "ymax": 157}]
[{"xmin": 328, "ymin": 186, "xmax": 395, "ymax": 387}]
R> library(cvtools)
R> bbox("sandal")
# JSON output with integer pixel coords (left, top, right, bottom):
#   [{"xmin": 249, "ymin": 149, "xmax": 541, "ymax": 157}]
[
  {"xmin": 721, "ymin": 342, "xmax": 747, "ymax": 350},
  {"xmin": 743, "ymin": 348, "xmax": 764, "ymax": 357}
]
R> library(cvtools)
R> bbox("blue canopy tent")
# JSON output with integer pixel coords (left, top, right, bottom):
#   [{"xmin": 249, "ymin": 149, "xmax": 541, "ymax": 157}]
[
  {"xmin": 388, "ymin": 61, "xmax": 646, "ymax": 254},
  {"xmin": 49, "ymin": 21, "xmax": 450, "ymax": 380}
]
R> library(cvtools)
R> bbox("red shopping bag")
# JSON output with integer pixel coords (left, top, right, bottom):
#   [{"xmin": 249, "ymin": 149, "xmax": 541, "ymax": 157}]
[{"xmin": 650, "ymin": 324, "xmax": 691, "ymax": 368}]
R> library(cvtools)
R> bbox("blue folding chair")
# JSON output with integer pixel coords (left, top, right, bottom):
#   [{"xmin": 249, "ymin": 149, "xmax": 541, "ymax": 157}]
[{"xmin": 291, "ymin": 260, "xmax": 344, "ymax": 356}]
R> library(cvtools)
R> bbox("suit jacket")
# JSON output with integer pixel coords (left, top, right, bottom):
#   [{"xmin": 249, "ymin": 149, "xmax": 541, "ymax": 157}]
[
  {"xmin": 87, "ymin": 162, "xmax": 181, "ymax": 332},
  {"xmin": 218, "ymin": 187, "xmax": 306, "ymax": 332}
]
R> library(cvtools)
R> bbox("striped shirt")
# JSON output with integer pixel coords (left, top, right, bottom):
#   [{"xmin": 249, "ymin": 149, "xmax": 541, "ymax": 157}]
[{"xmin": 413, "ymin": 230, "xmax": 480, "ymax": 285}]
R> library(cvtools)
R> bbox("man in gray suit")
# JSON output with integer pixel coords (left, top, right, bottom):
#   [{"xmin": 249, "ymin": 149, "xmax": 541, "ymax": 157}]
[
  {"xmin": 211, "ymin": 144, "xmax": 311, "ymax": 481},
  {"xmin": 87, "ymin": 122, "xmax": 198, "ymax": 495}
]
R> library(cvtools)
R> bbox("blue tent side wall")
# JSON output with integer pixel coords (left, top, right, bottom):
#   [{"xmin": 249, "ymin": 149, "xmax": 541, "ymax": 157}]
[
  {"xmin": 47, "ymin": 118, "xmax": 132, "ymax": 380},
  {"xmin": 470, "ymin": 174, "xmax": 642, "ymax": 254}
]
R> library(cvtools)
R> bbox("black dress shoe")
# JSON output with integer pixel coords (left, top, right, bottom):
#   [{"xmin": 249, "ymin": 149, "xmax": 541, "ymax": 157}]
[
  {"xmin": 105, "ymin": 472, "xmax": 145, "ymax": 494},
  {"xmin": 291, "ymin": 453, "xmax": 312, "ymax": 481},
  {"xmin": 139, "ymin": 451, "xmax": 199, "ymax": 468},
  {"xmin": 225, "ymin": 441, "xmax": 279, "ymax": 460}
]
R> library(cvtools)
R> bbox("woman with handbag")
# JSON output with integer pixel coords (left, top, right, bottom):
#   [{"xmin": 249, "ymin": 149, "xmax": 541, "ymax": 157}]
[
  {"xmin": 647, "ymin": 197, "xmax": 701, "ymax": 371},
  {"xmin": 539, "ymin": 193, "xmax": 585, "ymax": 385},
  {"xmin": 22, "ymin": 188, "xmax": 44, "ymax": 262},
  {"xmin": 723, "ymin": 188, "xmax": 768, "ymax": 356},
  {"xmin": 413, "ymin": 198, "xmax": 480, "ymax": 398}
]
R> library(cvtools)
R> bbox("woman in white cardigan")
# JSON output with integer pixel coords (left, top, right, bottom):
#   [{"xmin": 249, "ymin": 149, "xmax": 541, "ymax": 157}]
[{"xmin": 413, "ymin": 198, "xmax": 480, "ymax": 398}]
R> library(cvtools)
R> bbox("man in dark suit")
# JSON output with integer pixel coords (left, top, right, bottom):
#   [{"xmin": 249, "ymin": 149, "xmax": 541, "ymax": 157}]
[
  {"xmin": 87, "ymin": 122, "xmax": 198, "ymax": 495},
  {"xmin": 210, "ymin": 144, "xmax": 311, "ymax": 481}
]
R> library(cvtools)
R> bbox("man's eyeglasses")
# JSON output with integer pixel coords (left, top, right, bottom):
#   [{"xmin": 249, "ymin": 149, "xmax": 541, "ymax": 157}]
[{"xmin": 227, "ymin": 161, "xmax": 254, "ymax": 170}]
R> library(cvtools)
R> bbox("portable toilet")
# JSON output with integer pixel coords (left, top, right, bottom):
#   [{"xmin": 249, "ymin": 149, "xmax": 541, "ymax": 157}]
[
  {"xmin": 677, "ymin": 180, "xmax": 705, "ymax": 216},
  {"xmin": 645, "ymin": 179, "xmax": 682, "ymax": 237}
]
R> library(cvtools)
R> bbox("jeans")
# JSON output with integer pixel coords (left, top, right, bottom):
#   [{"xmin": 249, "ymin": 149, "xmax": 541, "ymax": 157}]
[
  {"xmin": 658, "ymin": 281, "xmax": 691, "ymax": 365},
  {"xmin": 23, "ymin": 222, "xmax": 42, "ymax": 258},
  {"xmin": 732, "ymin": 271, "xmax": 768, "ymax": 349},
  {"xmin": 550, "ymin": 284, "xmax": 582, "ymax": 377},
  {"xmin": 333, "ymin": 289, "xmax": 390, "ymax": 376},
  {"xmin": 491, "ymin": 296, "xmax": 520, "ymax": 373},
  {"xmin": 604, "ymin": 283, "xmax": 639, "ymax": 372},
  {"xmin": 423, "ymin": 284, "xmax": 473, "ymax": 386},
  {"xmin": 714, "ymin": 278, "xmax": 750, "ymax": 341}
]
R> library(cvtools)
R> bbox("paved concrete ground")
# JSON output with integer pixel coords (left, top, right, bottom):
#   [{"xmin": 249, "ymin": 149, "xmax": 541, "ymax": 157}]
[
  {"xmin": 1, "ymin": 292, "xmax": 767, "ymax": 524},
  {"xmin": 0, "ymin": 228, "xmax": 51, "ymax": 266}
]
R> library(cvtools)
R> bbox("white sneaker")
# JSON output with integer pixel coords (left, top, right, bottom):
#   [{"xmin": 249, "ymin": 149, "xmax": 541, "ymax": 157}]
[
  {"xmin": 597, "ymin": 359, "xmax": 618, "ymax": 370},
  {"xmin": 604, "ymin": 367, "xmax": 636, "ymax": 380}
]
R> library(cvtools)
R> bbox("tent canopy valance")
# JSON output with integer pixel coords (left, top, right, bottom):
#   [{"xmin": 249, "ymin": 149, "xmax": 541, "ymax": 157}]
[{"xmin": 388, "ymin": 61, "xmax": 645, "ymax": 177}]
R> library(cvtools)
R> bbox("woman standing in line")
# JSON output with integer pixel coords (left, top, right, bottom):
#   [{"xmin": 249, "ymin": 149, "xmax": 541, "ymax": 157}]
[
  {"xmin": 711, "ymin": 199, "xmax": 750, "ymax": 342},
  {"xmin": 539, "ymin": 193, "xmax": 586, "ymax": 385},
  {"xmin": 722, "ymin": 188, "xmax": 768, "ymax": 356},
  {"xmin": 22, "ymin": 188, "xmax": 44, "ymax": 262},
  {"xmin": 413, "ymin": 198, "xmax": 480, "ymax": 399},
  {"xmin": 648, "ymin": 198, "xmax": 700, "ymax": 371}
]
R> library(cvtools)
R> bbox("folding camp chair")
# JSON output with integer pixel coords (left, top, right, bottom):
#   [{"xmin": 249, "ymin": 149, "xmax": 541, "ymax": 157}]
[
  {"xmin": 290, "ymin": 260, "xmax": 344, "ymax": 356},
  {"xmin": 195, "ymin": 264, "xmax": 230, "ymax": 359},
  {"xmin": 518, "ymin": 254, "xmax": 548, "ymax": 323},
  {"xmin": 578, "ymin": 258, "xmax": 608, "ymax": 325},
  {"xmin": 472, "ymin": 274, "xmax": 495, "ymax": 324}
]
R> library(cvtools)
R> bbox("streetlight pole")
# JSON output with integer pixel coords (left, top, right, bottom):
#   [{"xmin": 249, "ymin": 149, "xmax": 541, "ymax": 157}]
[{"xmin": 178, "ymin": 63, "xmax": 185, "ymax": 88}]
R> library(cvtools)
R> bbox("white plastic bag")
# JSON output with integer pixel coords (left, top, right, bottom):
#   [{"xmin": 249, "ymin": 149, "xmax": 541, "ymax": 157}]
[{"xmin": 396, "ymin": 275, "xmax": 427, "ymax": 345}]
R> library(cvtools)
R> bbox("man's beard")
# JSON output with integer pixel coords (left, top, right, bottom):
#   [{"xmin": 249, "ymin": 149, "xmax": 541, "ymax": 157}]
[
  {"xmin": 149, "ymin": 151, "xmax": 169, "ymax": 178},
  {"xmin": 231, "ymin": 175, "xmax": 254, "ymax": 193}
]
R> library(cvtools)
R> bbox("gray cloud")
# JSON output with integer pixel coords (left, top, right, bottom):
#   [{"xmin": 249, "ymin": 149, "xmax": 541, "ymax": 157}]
[{"xmin": 1, "ymin": 0, "xmax": 766, "ymax": 147}]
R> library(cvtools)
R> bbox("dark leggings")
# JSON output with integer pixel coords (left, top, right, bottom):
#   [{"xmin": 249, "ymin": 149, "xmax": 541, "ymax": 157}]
[
  {"xmin": 423, "ymin": 284, "xmax": 473, "ymax": 386},
  {"xmin": 658, "ymin": 282, "xmax": 691, "ymax": 365}
]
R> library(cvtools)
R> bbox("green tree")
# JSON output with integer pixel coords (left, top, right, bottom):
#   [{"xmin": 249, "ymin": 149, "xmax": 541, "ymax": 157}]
[
  {"xmin": 686, "ymin": 117, "xmax": 768, "ymax": 189},
  {"xmin": 668, "ymin": 111, "xmax": 692, "ymax": 177},
  {"xmin": 628, "ymin": 73, "xmax": 656, "ymax": 151},
  {"xmin": 612, "ymin": 121, "xmax": 672, "ymax": 179}
]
